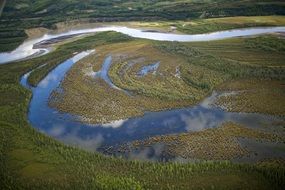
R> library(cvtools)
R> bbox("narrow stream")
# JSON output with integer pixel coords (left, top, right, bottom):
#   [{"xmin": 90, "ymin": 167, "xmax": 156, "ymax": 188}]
[{"xmin": 90, "ymin": 55, "xmax": 129, "ymax": 94}]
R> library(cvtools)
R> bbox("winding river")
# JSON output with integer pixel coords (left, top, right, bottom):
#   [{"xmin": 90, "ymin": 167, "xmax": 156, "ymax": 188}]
[
  {"xmin": 20, "ymin": 53, "xmax": 283, "ymax": 157},
  {"xmin": 11, "ymin": 25, "xmax": 285, "ymax": 160},
  {"xmin": 1, "ymin": 26, "xmax": 285, "ymax": 64}
]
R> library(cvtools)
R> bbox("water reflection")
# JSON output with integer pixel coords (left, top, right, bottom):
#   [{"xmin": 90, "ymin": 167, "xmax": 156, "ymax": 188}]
[
  {"xmin": 20, "ymin": 71, "xmax": 33, "ymax": 89},
  {"xmin": 2, "ymin": 26, "xmax": 285, "ymax": 64},
  {"xmin": 102, "ymin": 119, "xmax": 127, "ymax": 129},
  {"xmin": 137, "ymin": 62, "xmax": 160, "ymax": 77}
]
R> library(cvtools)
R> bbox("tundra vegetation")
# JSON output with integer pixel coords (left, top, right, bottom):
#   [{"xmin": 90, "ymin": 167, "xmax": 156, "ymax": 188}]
[
  {"xmin": 49, "ymin": 32, "xmax": 285, "ymax": 123},
  {"xmin": 47, "ymin": 31, "xmax": 285, "ymax": 167},
  {"xmin": 1, "ymin": 1, "xmax": 285, "ymax": 189}
]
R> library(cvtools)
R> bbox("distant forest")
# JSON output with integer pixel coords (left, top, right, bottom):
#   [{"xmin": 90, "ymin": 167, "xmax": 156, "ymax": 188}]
[
  {"xmin": 0, "ymin": 0, "xmax": 284, "ymax": 52},
  {"xmin": 1, "ymin": 0, "xmax": 285, "ymax": 24}
]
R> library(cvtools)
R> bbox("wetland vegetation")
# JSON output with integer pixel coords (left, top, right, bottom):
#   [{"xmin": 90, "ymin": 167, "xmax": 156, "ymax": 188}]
[
  {"xmin": 2, "ymin": 30, "xmax": 284, "ymax": 190},
  {"xmin": 46, "ymin": 32, "xmax": 285, "ymax": 166},
  {"xmin": 1, "ymin": 0, "xmax": 285, "ymax": 189},
  {"xmin": 48, "ymin": 33, "xmax": 285, "ymax": 123}
]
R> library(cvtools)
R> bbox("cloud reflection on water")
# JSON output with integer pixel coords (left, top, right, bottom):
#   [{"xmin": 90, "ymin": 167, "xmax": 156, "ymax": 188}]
[
  {"xmin": 102, "ymin": 119, "xmax": 126, "ymax": 129},
  {"xmin": 181, "ymin": 110, "xmax": 223, "ymax": 132},
  {"xmin": 20, "ymin": 50, "xmax": 284, "ymax": 161},
  {"xmin": 38, "ymin": 73, "xmax": 59, "ymax": 88}
]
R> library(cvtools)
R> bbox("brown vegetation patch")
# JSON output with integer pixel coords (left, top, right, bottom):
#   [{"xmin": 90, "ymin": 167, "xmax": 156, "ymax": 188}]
[
  {"xmin": 49, "ymin": 40, "xmax": 214, "ymax": 124},
  {"xmin": 214, "ymin": 79, "xmax": 285, "ymax": 116}
]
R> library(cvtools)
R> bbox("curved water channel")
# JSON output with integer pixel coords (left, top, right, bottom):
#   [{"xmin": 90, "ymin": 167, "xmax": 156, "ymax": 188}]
[
  {"xmin": 20, "ymin": 51, "xmax": 283, "ymax": 161},
  {"xmin": 1, "ymin": 26, "xmax": 285, "ymax": 64}
]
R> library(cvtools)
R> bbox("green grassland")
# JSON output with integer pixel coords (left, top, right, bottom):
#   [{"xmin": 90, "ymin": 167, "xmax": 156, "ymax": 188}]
[{"xmin": 1, "ymin": 31, "xmax": 285, "ymax": 189}]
